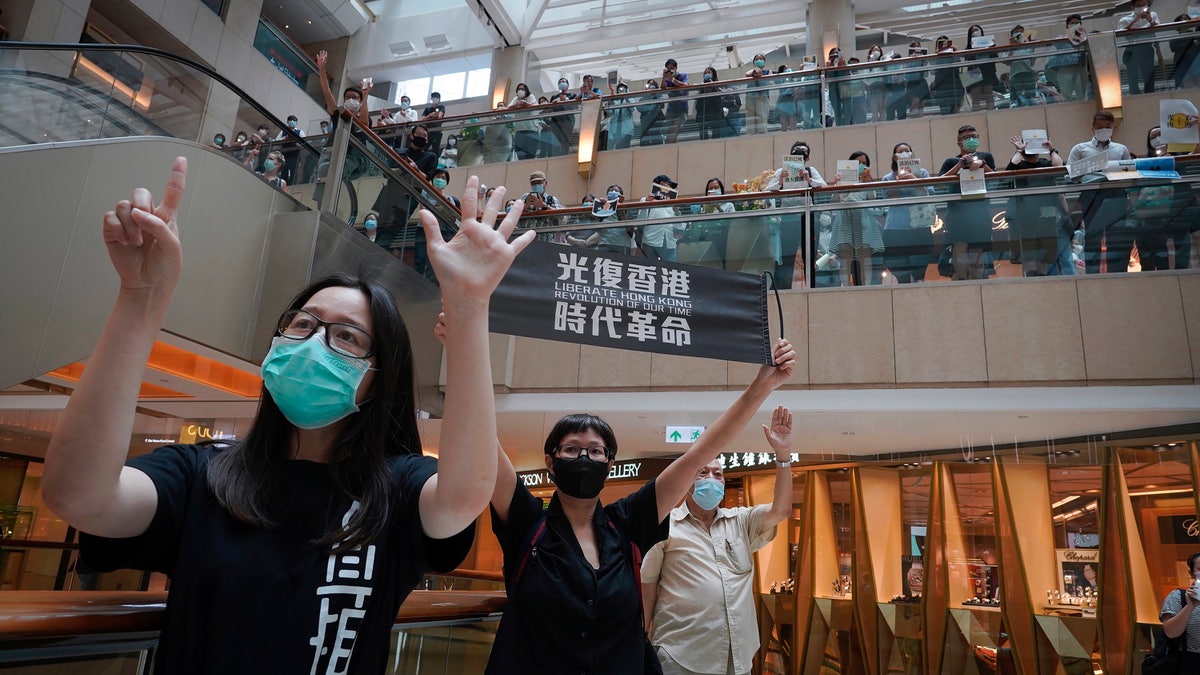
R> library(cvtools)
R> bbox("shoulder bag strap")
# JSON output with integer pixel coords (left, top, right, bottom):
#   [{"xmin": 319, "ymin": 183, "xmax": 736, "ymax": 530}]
[{"xmin": 513, "ymin": 517, "xmax": 548, "ymax": 588}]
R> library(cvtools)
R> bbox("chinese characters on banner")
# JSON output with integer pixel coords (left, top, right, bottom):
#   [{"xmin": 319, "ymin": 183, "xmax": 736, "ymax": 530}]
[
  {"xmin": 490, "ymin": 242, "xmax": 772, "ymax": 364},
  {"xmin": 716, "ymin": 451, "xmax": 800, "ymax": 471}
]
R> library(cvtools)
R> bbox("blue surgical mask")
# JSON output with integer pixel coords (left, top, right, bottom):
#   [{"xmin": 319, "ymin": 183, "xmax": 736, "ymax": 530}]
[
  {"xmin": 261, "ymin": 336, "xmax": 370, "ymax": 429},
  {"xmin": 703, "ymin": 73, "xmax": 713, "ymax": 82},
  {"xmin": 531, "ymin": 183, "xmax": 545, "ymax": 195},
  {"xmin": 365, "ymin": 218, "xmax": 377, "ymax": 228},
  {"xmin": 607, "ymin": 190, "xmax": 620, "ymax": 201},
  {"xmin": 754, "ymin": 59, "xmax": 766, "ymax": 68},
  {"xmin": 558, "ymin": 81, "xmax": 569, "ymax": 91},
  {"xmin": 401, "ymin": 101, "xmax": 410, "ymax": 109},
  {"xmin": 288, "ymin": 119, "xmax": 297, "ymax": 128},
  {"xmin": 692, "ymin": 478, "xmax": 724, "ymax": 511},
  {"xmin": 263, "ymin": 159, "xmax": 277, "ymax": 171},
  {"xmin": 432, "ymin": 177, "xmax": 448, "ymax": 190}
]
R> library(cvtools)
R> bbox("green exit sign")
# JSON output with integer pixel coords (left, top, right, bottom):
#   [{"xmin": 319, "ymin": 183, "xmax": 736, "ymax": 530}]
[{"xmin": 665, "ymin": 426, "xmax": 705, "ymax": 443}]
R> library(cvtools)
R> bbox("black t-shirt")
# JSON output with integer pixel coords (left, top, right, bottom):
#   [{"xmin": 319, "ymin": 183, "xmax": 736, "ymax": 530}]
[
  {"xmin": 485, "ymin": 479, "xmax": 668, "ymax": 674},
  {"xmin": 403, "ymin": 147, "xmax": 439, "ymax": 180},
  {"xmin": 80, "ymin": 444, "xmax": 475, "ymax": 675}
]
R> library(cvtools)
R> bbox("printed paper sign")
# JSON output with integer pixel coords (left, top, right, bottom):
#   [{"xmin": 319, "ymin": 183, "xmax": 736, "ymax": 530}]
[
  {"xmin": 898, "ymin": 157, "xmax": 922, "ymax": 174},
  {"xmin": 1068, "ymin": 25, "xmax": 1088, "ymax": 45},
  {"xmin": 1161, "ymin": 99, "xmax": 1199, "ymax": 152},
  {"xmin": 490, "ymin": 241, "xmax": 772, "ymax": 364},
  {"xmin": 1106, "ymin": 156, "xmax": 1180, "ymax": 179},
  {"xmin": 837, "ymin": 159, "xmax": 861, "ymax": 185},
  {"xmin": 959, "ymin": 168, "xmax": 986, "ymax": 195},
  {"xmin": 970, "ymin": 36, "xmax": 995, "ymax": 49},
  {"xmin": 782, "ymin": 154, "xmax": 809, "ymax": 189},
  {"xmin": 1022, "ymin": 129, "xmax": 1049, "ymax": 153},
  {"xmin": 1067, "ymin": 151, "xmax": 1108, "ymax": 178}
]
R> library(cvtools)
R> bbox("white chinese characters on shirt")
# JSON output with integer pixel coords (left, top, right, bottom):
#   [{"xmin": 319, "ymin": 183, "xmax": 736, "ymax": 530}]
[{"xmin": 308, "ymin": 501, "xmax": 378, "ymax": 675}]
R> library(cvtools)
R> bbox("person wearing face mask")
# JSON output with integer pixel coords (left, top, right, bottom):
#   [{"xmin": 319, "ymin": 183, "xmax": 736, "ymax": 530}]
[
  {"xmin": 928, "ymin": 36, "xmax": 964, "ymax": 115},
  {"xmin": 45, "ymin": 159, "xmax": 534, "ymax": 675},
  {"xmin": 864, "ymin": 46, "xmax": 889, "ymax": 122},
  {"xmin": 774, "ymin": 64, "xmax": 797, "ymax": 132},
  {"xmin": 1170, "ymin": 13, "xmax": 1200, "ymax": 89},
  {"xmin": 744, "ymin": 53, "xmax": 772, "ymax": 134},
  {"xmin": 522, "ymin": 170, "xmax": 566, "ymax": 244},
  {"xmin": 438, "ymin": 134, "xmax": 459, "ymax": 169},
  {"xmin": 362, "ymin": 210, "xmax": 379, "ymax": 242},
  {"xmin": 419, "ymin": 92, "xmax": 446, "ymax": 154},
  {"xmin": 579, "ymin": 74, "xmax": 603, "ymax": 100},
  {"xmin": 545, "ymin": 77, "xmax": 578, "ymax": 157},
  {"xmin": 637, "ymin": 175, "xmax": 686, "ymax": 261},
  {"xmin": 1046, "ymin": 14, "xmax": 1091, "ymax": 101},
  {"xmin": 274, "ymin": 115, "xmax": 306, "ymax": 140},
  {"xmin": 688, "ymin": 177, "xmax": 736, "ymax": 268},
  {"xmin": 255, "ymin": 150, "xmax": 288, "ymax": 191},
  {"xmin": 484, "ymin": 339, "xmax": 796, "ymax": 675},
  {"xmin": 1004, "ymin": 135, "xmax": 1066, "ymax": 276},
  {"xmin": 964, "ymin": 25, "xmax": 998, "ymax": 111},
  {"xmin": 695, "ymin": 67, "xmax": 740, "ymax": 140},
  {"xmin": 661, "ymin": 58, "xmax": 690, "ymax": 143},
  {"xmin": 1068, "ymin": 111, "xmax": 1134, "ymax": 274},
  {"xmin": 566, "ymin": 195, "xmax": 602, "ymax": 248},
  {"xmin": 1005, "ymin": 25, "xmax": 1039, "ymax": 106},
  {"xmin": 1134, "ymin": 126, "xmax": 1197, "ymax": 271},
  {"xmin": 1118, "ymin": 0, "xmax": 1160, "ymax": 95},
  {"xmin": 880, "ymin": 142, "xmax": 936, "ymax": 283},
  {"xmin": 903, "ymin": 41, "xmax": 931, "ymax": 118},
  {"xmin": 595, "ymin": 184, "xmax": 637, "ymax": 254},
  {"xmin": 641, "ymin": 406, "xmax": 794, "ymax": 675},
  {"xmin": 637, "ymin": 80, "xmax": 667, "ymax": 146},
  {"xmin": 315, "ymin": 50, "xmax": 371, "ymax": 131},
  {"xmin": 828, "ymin": 151, "xmax": 882, "ymax": 286},
  {"xmin": 939, "ymin": 124, "xmax": 997, "ymax": 280},
  {"xmin": 766, "ymin": 141, "xmax": 828, "ymax": 288},
  {"xmin": 210, "ymin": 133, "xmax": 227, "ymax": 151},
  {"xmin": 606, "ymin": 81, "xmax": 636, "ymax": 150},
  {"xmin": 506, "ymin": 82, "xmax": 541, "ymax": 160}
]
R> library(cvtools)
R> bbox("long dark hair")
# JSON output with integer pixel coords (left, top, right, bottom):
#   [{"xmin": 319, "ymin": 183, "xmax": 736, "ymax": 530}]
[
  {"xmin": 207, "ymin": 273, "xmax": 421, "ymax": 552},
  {"xmin": 890, "ymin": 142, "xmax": 913, "ymax": 172}
]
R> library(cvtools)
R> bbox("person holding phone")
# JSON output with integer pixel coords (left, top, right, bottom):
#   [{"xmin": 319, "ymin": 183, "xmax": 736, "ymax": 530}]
[
  {"xmin": 939, "ymin": 125, "xmax": 996, "ymax": 280},
  {"xmin": 1160, "ymin": 552, "xmax": 1200, "ymax": 668},
  {"xmin": 661, "ymin": 59, "xmax": 689, "ymax": 143},
  {"xmin": 1118, "ymin": 0, "xmax": 1160, "ymax": 94}
]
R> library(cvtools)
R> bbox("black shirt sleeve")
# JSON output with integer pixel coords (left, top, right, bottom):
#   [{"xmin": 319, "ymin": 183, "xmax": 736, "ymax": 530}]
[
  {"xmin": 397, "ymin": 454, "xmax": 477, "ymax": 573},
  {"xmin": 79, "ymin": 444, "xmax": 205, "ymax": 574},
  {"xmin": 605, "ymin": 477, "xmax": 669, "ymax": 555},
  {"xmin": 938, "ymin": 157, "xmax": 959, "ymax": 175},
  {"xmin": 490, "ymin": 481, "xmax": 545, "ymax": 585}
]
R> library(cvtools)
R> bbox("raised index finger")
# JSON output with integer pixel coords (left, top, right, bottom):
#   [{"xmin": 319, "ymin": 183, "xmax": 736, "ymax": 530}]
[{"xmin": 157, "ymin": 156, "xmax": 188, "ymax": 223}]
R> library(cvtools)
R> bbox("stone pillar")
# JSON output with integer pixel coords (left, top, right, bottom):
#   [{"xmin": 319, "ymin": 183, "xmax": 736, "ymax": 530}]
[
  {"xmin": 490, "ymin": 44, "xmax": 526, "ymax": 107},
  {"xmin": 805, "ymin": 0, "xmax": 855, "ymax": 59},
  {"xmin": 4, "ymin": 0, "xmax": 91, "ymax": 76}
]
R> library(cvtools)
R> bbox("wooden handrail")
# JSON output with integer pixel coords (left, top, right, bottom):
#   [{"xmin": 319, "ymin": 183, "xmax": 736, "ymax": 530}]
[{"xmin": 0, "ymin": 589, "xmax": 507, "ymax": 642}]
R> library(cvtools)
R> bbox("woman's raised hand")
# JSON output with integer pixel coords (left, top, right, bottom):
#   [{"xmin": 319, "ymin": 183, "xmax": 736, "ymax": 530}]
[
  {"xmin": 421, "ymin": 175, "xmax": 535, "ymax": 306},
  {"xmin": 102, "ymin": 156, "xmax": 187, "ymax": 294}
]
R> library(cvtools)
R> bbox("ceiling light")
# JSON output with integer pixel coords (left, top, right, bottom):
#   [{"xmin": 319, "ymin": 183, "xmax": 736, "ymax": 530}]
[
  {"xmin": 307, "ymin": 20, "xmax": 313, "ymax": 25},
  {"xmin": 1051, "ymin": 495, "xmax": 1080, "ymax": 509}
]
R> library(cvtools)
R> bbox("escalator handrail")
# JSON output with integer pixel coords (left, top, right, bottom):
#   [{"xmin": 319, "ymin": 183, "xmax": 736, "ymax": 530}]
[{"xmin": 0, "ymin": 41, "xmax": 320, "ymax": 159}]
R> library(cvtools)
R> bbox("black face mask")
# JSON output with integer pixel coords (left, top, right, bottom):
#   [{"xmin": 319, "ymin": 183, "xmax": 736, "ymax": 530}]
[
  {"xmin": 551, "ymin": 455, "xmax": 609, "ymax": 499},
  {"xmin": 410, "ymin": 135, "xmax": 428, "ymax": 149}
]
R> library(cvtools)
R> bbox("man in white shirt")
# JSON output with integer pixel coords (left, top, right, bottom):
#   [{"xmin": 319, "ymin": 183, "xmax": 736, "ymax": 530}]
[
  {"xmin": 637, "ymin": 175, "xmax": 686, "ymax": 261},
  {"xmin": 641, "ymin": 406, "xmax": 795, "ymax": 675},
  {"xmin": 1067, "ymin": 111, "xmax": 1134, "ymax": 274},
  {"xmin": 1117, "ymin": 0, "xmax": 1161, "ymax": 94}
]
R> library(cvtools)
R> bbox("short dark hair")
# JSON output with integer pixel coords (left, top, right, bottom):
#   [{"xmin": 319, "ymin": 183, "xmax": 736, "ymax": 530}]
[
  {"xmin": 343, "ymin": 85, "xmax": 363, "ymax": 99},
  {"xmin": 1188, "ymin": 551, "xmax": 1200, "ymax": 574},
  {"xmin": 1066, "ymin": 13, "xmax": 1082, "ymax": 23},
  {"xmin": 1093, "ymin": 110, "xmax": 1116, "ymax": 124},
  {"xmin": 957, "ymin": 124, "xmax": 978, "ymax": 137},
  {"xmin": 849, "ymin": 150, "xmax": 870, "ymax": 166},
  {"xmin": 665, "ymin": 58, "xmax": 678, "ymax": 68},
  {"xmin": 411, "ymin": 123, "xmax": 429, "ymax": 135},
  {"xmin": 432, "ymin": 168, "xmax": 450, "ymax": 181},
  {"xmin": 790, "ymin": 141, "xmax": 809, "ymax": 155},
  {"xmin": 430, "ymin": 91, "xmax": 441, "ymax": 98},
  {"xmin": 287, "ymin": 115, "xmax": 298, "ymax": 122},
  {"xmin": 544, "ymin": 414, "xmax": 618, "ymax": 459}
]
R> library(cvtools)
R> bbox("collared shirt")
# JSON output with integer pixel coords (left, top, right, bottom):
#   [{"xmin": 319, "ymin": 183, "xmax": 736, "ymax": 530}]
[
  {"xmin": 1067, "ymin": 138, "xmax": 1131, "ymax": 164},
  {"xmin": 641, "ymin": 503, "xmax": 777, "ymax": 675},
  {"xmin": 486, "ymin": 479, "xmax": 669, "ymax": 674},
  {"xmin": 638, "ymin": 202, "xmax": 684, "ymax": 249},
  {"xmin": 1118, "ymin": 8, "xmax": 1160, "ymax": 30}
]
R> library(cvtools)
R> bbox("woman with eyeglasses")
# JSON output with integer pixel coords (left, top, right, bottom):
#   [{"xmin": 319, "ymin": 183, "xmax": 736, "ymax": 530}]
[
  {"xmin": 41, "ymin": 157, "xmax": 534, "ymax": 674},
  {"xmin": 483, "ymin": 340, "xmax": 795, "ymax": 674}
]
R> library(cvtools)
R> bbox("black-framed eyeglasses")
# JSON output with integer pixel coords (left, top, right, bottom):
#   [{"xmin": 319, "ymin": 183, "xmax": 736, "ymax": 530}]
[
  {"xmin": 554, "ymin": 444, "xmax": 611, "ymax": 461},
  {"xmin": 276, "ymin": 309, "xmax": 374, "ymax": 359}
]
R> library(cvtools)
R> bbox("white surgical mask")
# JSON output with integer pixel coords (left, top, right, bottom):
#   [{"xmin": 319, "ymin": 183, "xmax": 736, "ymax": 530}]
[
  {"xmin": 707, "ymin": 188, "xmax": 722, "ymax": 195},
  {"xmin": 343, "ymin": 98, "xmax": 361, "ymax": 112},
  {"xmin": 897, "ymin": 151, "xmax": 913, "ymax": 159},
  {"xmin": 1150, "ymin": 136, "xmax": 1166, "ymax": 149},
  {"xmin": 1093, "ymin": 128, "xmax": 1113, "ymax": 143}
]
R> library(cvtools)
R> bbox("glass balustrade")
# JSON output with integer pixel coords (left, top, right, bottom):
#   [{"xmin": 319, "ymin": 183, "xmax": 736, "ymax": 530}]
[{"xmin": 1115, "ymin": 16, "xmax": 1200, "ymax": 95}]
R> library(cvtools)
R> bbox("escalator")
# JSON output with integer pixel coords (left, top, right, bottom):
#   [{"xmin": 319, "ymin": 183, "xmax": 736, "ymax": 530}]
[{"xmin": 0, "ymin": 42, "xmax": 459, "ymax": 414}]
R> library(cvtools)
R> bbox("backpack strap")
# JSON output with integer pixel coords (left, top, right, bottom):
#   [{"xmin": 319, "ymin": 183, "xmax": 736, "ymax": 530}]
[{"xmin": 513, "ymin": 517, "xmax": 548, "ymax": 588}]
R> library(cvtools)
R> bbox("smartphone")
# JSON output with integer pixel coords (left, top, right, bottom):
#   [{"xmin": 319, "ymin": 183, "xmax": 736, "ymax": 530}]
[{"xmin": 607, "ymin": 70, "xmax": 618, "ymax": 88}]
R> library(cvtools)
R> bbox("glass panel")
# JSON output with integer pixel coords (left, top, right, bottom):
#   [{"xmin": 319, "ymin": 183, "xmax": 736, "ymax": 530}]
[
  {"xmin": 386, "ymin": 621, "xmax": 498, "ymax": 674},
  {"xmin": 1115, "ymin": 17, "xmax": 1200, "ymax": 95},
  {"xmin": 0, "ymin": 651, "xmax": 149, "ymax": 674}
]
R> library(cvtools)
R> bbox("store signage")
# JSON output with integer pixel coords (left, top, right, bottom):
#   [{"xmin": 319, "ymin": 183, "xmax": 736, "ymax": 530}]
[
  {"xmin": 178, "ymin": 422, "xmax": 234, "ymax": 444},
  {"xmin": 517, "ymin": 458, "xmax": 671, "ymax": 488},
  {"xmin": 717, "ymin": 451, "xmax": 800, "ymax": 472},
  {"xmin": 666, "ymin": 426, "xmax": 705, "ymax": 444},
  {"xmin": 1157, "ymin": 514, "xmax": 1200, "ymax": 544}
]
